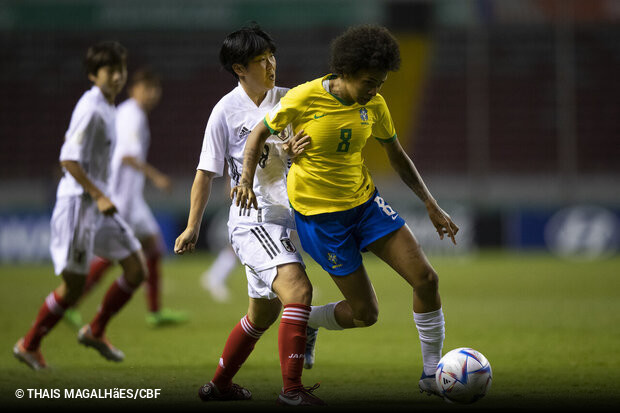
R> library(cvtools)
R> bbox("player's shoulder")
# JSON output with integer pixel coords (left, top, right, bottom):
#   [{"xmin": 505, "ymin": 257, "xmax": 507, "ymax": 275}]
[
  {"xmin": 270, "ymin": 85, "xmax": 290, "ymax": 100},
  {"xmin": 117, "ymin": 97, "xmax": 139, "ymax": 113},
  {"xmin": 286, "ymin": 75, "xmax": 325, "ymax": 97},
  {"xmin": 367, "ymin": 93, "xmax": 389, "ymax": 112},
  {"xmin": 72, "ymin": 86, "xmax": 107, "ymax": 120},
  {"xmin": 211, "ymin": 85, "xmax": 247, "ymax": 116}
]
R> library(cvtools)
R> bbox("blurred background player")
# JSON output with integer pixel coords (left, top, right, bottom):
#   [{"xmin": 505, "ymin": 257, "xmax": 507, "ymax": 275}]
[
  {"xmin": 232, "ymin": 25, "xmax": 458, "ymax": 397},
  {"xmin": 64, "ymin": 67, "xmax": 188, "ymax": 328},
  {"xmin": 199, "ymin": 172, "xmax": 240, "ymax": 303},
  {"xmin": 200, "ymin": 234, "xmax": 238, "ymax": 302},
  {"xmin": 13, "ymin": 41, "xmax": 147, "ymax": 370},
  {"xmin": 174, "ymin": 24, "xmax": 324, "ymax": 405}
]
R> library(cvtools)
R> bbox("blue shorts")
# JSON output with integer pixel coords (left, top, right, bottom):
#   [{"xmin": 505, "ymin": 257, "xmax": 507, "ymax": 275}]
[{"xmin": 293, "ymin": 189, "xmax": 406, "ymax": 276}]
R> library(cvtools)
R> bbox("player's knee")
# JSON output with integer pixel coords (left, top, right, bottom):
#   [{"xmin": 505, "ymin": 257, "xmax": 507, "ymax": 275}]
[
  {"xmin": 415, "ymin": 268, "xmax": 439, "ymax": 296},
  {"xmin": 295, "ymin": 281, "xmax": 313, "ymax": 305},
  {"xmin": 353, "ymin": 305, "xmax": 379, "ymax": 327},
  {"xmin": 120, "ymin": 255, "xmax": 147, "ymax": 287}
]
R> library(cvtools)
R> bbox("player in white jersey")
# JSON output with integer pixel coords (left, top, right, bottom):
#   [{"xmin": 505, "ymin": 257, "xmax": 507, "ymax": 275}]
[
  {"xmin": 174, "ymin": 24, "xmax": 324, "ymax": 406},
  {"xmin": 64, "ymin": 68, "xmax": 188, "ymax": 328},
  {"xmin": 13, "ymin": 42, "xmax": 146, "ymax": 370}
]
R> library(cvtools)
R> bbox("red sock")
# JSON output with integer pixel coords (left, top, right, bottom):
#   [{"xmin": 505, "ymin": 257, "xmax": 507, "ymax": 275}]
[
  {"xmin": 145, "ymin": 252, "xmax": 161, "ymax": 313},
  {"xmin": 212, "ymin": 315, "xmax": 266, "ymax": 392},
  {"xmin": 23, "ymin": 291, "xmax": 69, "ymax": 351},
  {"xmin": 84, "ymin": 257, "xmax": 112, "ymax": 295},
  {"xmin": 279, "ymin": 304, "xmax": 311, "ymax": 393},
  {"xmin": 89, "ymin": 275, "xmax": 136, "ymax": 337}
]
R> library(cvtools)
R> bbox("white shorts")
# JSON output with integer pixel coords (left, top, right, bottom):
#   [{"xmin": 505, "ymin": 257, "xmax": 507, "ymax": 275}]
[
  {"xmin": 229, "ymin": 221, "xmax": 304, "ymax": 300},
  {"xmin": 49, "ymin": 195, "xmax": 142, "ymax": 275},
  {"xmin": 118, "ymin": 197, "xmax": 160, "ymax": 240}
]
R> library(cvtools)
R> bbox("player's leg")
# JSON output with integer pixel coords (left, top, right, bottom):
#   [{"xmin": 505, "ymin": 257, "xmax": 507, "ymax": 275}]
[
  {"xmin": 201, "ymin": 244, "xmax": 238, "ymax": 302},
  {"xmin": 200, "ymin": 296, "xmax": 279, "ymax": 402},
  {"xmin": 140, "ymin": 232, "xmax": 188, "ymax": 326},
  {"xmin": 270, "ymin": 263, "xmax": 324, "ymax": 406},
  {"xmin": 79, "ymin": 215, "xmax": 146, "ymax": 362},
  {"xmin": 63, "ymin": 256, "xmax": 112, "ymax": 329},
  {"xmin": 14, "ymin": 271, "xmax": 85, "ymax": 370},
  {"xmin": 15, "ymin": 195, "xmax": 95, "ymax": 370},
  {"xmin": 366, "ymin": 224, "xmax": 445, "ymax": 396}
]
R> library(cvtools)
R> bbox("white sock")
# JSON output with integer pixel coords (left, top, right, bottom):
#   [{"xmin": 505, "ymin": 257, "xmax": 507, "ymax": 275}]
[
  {"xmin": 413, "ymin": 308, "xmax": 445, "ymax": 376},
  {"xmin": 207, "ymin": 248, "xmax": 237, "ymax": 284},
  {"xmin": 308, "ymin": 302, "xmax": 344, "ymax": 330}
]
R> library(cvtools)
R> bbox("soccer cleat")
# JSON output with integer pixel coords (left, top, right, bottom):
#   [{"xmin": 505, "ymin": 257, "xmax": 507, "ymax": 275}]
[
  {"xmin": 201, "ymin": 273, "xmax": 231, "ymax": 303},
  {"xmin": 63, "ymin": 308, "xmax": 83, "ymax": 330},
  {"xmin": 146, "ymin": 308, "xmax": 189, "ymax": 327},
  {"xmin": 419, "ymin": 371, "xmax": 443, "ymax": 398},
  {"xmin": 276, "ymin": 383, "xmax": 326, "ymax": 406},
  {"xmin": 198, "ymin": 381, "xmax": 252, "ymax": 401},
  {"xmin": 77, "ymin": 325, "xmax": 124, "ymax": 362},
  {"xmin": 304, "ymin": 326, "xmax": 318, "ymax": 369},
  {"xmin": 13, "ymin": 338, "xmax": 47, "ymax": 371}
]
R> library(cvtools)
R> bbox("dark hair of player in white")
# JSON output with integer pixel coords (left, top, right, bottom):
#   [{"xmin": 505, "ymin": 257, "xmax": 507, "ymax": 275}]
[{"xmin": 219, "ymin": 23, "xmax": 277, "ymax": 80}]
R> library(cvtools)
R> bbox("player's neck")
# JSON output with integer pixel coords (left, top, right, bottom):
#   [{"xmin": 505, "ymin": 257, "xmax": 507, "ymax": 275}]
[
  {"xmin": 329, "ymin": 78, "xmax": 354, "ymax": 105},
  {"xmin": 239, "ymin": 81, "xmax": 268, "ymax": 107}
]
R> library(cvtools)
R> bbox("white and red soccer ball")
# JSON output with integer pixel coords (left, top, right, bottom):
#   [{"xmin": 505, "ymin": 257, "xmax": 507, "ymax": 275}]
[{"xmin": 435, "ymin": 347, "xmax": 493, "ymax": 404}]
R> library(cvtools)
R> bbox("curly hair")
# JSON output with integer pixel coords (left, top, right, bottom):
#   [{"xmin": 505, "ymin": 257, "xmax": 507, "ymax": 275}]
[{"xmin": 330, "ymin": 25, "xmax": 401, "ymax": 76}]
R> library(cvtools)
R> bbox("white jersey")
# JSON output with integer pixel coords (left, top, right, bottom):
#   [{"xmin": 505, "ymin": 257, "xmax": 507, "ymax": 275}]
[
  {"xmin": 57, "ymin": 86, "xmax": 116, "ymax": 198},
  {"xmin": 198, "ymin": 84, "xmax": 293, "ymax": 226},
  {"xmin": 109, "ymin": 98, "xmax": 149, "ymax": 214}
]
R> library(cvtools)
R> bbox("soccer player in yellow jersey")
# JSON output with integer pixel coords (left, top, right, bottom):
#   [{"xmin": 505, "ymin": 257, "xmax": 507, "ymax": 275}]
[{"xmin": 232, "ymin": 25, "xmax": 459, "ymax": 398}]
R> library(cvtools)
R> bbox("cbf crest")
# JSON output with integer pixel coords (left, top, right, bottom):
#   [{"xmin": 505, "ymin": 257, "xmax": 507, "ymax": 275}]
[
  {"xmin": 327, "ymin": 252, "xmax": 342, "ymax": 269},
  {"xmin": 359, "ymin": 107, "xmax": 369, "ymax": 121}
]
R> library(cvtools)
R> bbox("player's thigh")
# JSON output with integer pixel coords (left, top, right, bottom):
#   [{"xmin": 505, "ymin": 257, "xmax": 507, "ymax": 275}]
[
  {"xmin": 50, "ymin": 195, "xmax": 97, "ymax": 276},
  {"xmin": 271, "ymin": 262, "xmax": 312, "ymax": 306},
  {"xmin": 247, "ymin": 297, "xmax": 282, "ymax": 329},
  {"xmin": 117, "ymin": 250, "xmax": 147, "ymax": 287},
  {"xmin": 366, "ymin": 224, "xmax": 437, "ymax": 288},
  {"xmin": 94, "ymin": 215, "xmax": 145, "ymax": 286},
  {"xmin": 329, "ymin": 264, "xmax": 378, "ymax": 318}
]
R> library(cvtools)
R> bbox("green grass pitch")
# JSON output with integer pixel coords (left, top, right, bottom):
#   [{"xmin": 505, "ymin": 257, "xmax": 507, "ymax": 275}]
[{"xmin": 1, "ymin": 250, "xmax": 619, "ymax": 412}]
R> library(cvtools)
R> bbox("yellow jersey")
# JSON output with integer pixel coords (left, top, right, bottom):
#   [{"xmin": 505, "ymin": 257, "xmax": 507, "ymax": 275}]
[{"xmin": 264, "ymin": 74, "xmax": 397, "ymax": 215}]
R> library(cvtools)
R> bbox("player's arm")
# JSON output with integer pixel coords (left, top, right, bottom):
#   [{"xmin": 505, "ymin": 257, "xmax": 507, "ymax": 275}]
[
  {"xmin": 230, "ymin": 121, "xmax": 272, "ymax": 209},
  {"xmin": 60, "ymin": 160, "xmax": 116, "ymax": 216},
  {"xmin": 174, "ymin": 169, "xmax": 215, "ymax": 255},
  {"xmin": 379, "ymin": 138, "xmax": 459, "ymax": 244},
  {"xmin": 121, "ymin": 156, "xmax": 172, "ymax": 192}
]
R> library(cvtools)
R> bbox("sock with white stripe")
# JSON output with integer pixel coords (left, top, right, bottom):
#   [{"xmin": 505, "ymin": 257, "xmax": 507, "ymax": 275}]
[
  {"xmin": 279, "ymin": 304, "xmax": 311, "ymax": 393},
  {"xmin": 23, "ymin": 291, "xmax": 70, "ymax": 350},
  {"xmin": 212, "ymin": 314, "xmax": 266, "ymax": 392},
  {"xmin": 308, "ymin": 301, "xmax": 345, "ymax": 330},
  {"xmin": 90, "ymin": 274, "xmax": 137, "ymax": 337},
  {"xmin": 413, "ymin": 308, "xmax": 445, "ymax": 376}
]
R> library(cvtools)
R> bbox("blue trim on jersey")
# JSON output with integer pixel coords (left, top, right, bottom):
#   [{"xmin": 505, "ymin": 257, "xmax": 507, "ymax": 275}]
[{"xmin": 293, "ymin": 189, "xmax": 405, "ymax": 276}]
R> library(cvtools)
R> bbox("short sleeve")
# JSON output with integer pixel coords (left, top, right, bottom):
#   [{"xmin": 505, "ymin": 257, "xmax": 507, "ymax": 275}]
[
  {"xmin": 372, "ymin": 97, "xmax": 397, "ymax": 143},
  {"xmin": 114, "ymin": 107, "xmax": 142, "ymax": 158},
  {"xmin": 59, "ymin": 108, "xmax": 96, "ymax": 162},
  {"xmin": 264, "ymin": 87, "xmax": 305, "ymax": 139},
  {"xmin": 197, "ymin": 104, "xmax": 228, "ymax": 176}
]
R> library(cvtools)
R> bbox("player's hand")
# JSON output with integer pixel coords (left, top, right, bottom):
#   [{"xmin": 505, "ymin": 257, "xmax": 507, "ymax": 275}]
[
  {"xmin": 425, "ymin": 200, "xmax": 459, "ymax": 245},
  {"xmin": 174, "ymin": 227, "xmax": 199, "ymax": 255},
  {"xmin": 282, "ymin": 129, "xmax": 310, "ymax": 158},
  {"xmin": 153, "ymin": 172, "xmax": 172, "ymax": 193},
  {"xmin": 95, "ymin": 195, "xmax": 117, "ymax": 216},
  {"xmin": 230, "ymin": 182, "xmax": 258, "ymax": 210}
]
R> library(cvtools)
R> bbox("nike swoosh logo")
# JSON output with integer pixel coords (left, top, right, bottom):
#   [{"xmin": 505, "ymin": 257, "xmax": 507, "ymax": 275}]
[{"xmin": 313, "ymin": 113, "xmax": 327, "ymax": 119}]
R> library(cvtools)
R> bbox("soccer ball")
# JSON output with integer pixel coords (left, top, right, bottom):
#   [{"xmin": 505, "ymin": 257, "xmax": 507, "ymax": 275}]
[{"xmin": 435, "ymin": 347, "xmax": 492, "ymax": 404}]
